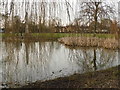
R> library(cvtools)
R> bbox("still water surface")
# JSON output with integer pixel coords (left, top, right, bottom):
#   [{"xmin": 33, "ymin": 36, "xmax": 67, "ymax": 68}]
[{"xmin": 0, "ymin": 41, "xmax": 119, "ymax": 87}]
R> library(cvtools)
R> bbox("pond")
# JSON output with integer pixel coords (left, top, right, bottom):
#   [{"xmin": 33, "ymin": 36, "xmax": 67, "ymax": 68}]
[{"xmin": 0, "ymin": 41, "xmax": 119, "ymax": 88}]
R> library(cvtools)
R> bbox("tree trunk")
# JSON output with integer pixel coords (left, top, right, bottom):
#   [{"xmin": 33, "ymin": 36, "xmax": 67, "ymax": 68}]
[
  {"xmin": 25, "ymin": 43, "xmax": 29, "ymax": 65},
  {"xmin": 93, "ymin": 49, "xmax": 97, "ymax": 71},
  {"xmin": 25, "ymin": 12, "xmax": 29, "ymax": 35},
  {"xmin": 93, "ymin": 2, "xmax": 98, "ymax": 71}
]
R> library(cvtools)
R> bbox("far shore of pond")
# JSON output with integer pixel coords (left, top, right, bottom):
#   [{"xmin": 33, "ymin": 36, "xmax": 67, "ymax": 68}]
[
  {"xmin": 0, "ymin": 33, "xmax": 117, "ymax": 42},
  {"xmin": 0, "ymin": 33, "xmax": 116, "ymax": 39},
  {"xmin": 1, "ymin": 33, "xmax": 119, "ymax": 50},
  {"xmin": 21, "ymin": 65, "xmax": 120, "ymax": 88}
]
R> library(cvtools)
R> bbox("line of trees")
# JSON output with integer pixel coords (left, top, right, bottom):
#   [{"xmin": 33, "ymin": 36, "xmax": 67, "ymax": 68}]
[
  {"xmin": 0, "ymin": 0, "xmax": 119, "ymax": 34},
  {"xmin": 73, "ymin": 0, "xmax": 119, "ymax": 35},
  {"xmin": 0, "ymin": 0, "xmax": 72, "ymax": 33}
]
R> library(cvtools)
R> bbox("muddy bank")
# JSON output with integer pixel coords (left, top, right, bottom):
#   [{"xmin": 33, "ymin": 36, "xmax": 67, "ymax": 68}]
[
  {"xmin": 22, "ymin": 65, "xmax": 120, "ymax": 88},
  {"xmin": 58, "ymin": 37, "xmax": 119, "ymax": 50}
]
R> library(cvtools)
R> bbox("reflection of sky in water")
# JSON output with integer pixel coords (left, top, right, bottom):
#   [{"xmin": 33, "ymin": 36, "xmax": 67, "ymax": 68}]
[
  {"xmin": 0, "ymin": 42, "xmax": 119, "ymax": 87},
  {"xmin": 0, "ymin": 41, "xmax": 3, "ymax": 88}
]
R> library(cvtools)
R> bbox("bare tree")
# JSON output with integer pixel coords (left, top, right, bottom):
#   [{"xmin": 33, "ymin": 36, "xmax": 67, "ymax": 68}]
[
  {"xmin": 65, "ymin": 0, "xmax": 73, "ymax": 23},
  {"xmin": 80, "ymin": 0, "xmax": 115, "ymax": 35},
  {"xmin": 25, "ymin": 1, "xmax": 30, "ymax": 34},
  {"xmin": 79, "ymin": 0, "xmax": 115, "ymax": 71}
]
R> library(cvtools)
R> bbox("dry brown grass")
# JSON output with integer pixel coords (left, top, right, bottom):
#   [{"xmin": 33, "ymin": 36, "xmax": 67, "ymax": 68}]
[{"xmin": 58, "ymin": 37, "xmax": 119, "ymax": 49}]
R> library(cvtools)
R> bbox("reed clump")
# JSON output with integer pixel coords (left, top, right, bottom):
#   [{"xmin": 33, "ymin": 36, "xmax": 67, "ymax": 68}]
[{"xmin": 58, "ymin": 37, "xmax": 119, "ymax": 49}]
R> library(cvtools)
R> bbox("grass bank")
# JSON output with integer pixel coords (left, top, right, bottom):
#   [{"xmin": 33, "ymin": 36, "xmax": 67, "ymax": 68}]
[
  {"xmin": 1, "ymin": 33, "xmax": 115, "ymax": 38},
  {"xmin": 22, "ymin": 65, "xmax": 120, "ymax": 88},
  {"xmin": 1, "ymin": 33, "xmax": 116, "ymax": 42}
]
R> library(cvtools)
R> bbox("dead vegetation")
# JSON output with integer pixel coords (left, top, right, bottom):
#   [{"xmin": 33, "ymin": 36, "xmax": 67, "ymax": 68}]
[{"xmin": 58, "ymin": 37, "xmax": 119, "ymax": 50}]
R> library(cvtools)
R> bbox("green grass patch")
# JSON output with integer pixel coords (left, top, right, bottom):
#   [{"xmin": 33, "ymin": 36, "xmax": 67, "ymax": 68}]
[{"xmin": 1, "ymin": 33, "xmax": 115, "ymax": 39}]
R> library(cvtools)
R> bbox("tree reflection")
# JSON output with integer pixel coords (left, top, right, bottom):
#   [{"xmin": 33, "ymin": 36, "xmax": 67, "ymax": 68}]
[
  {"xmin": 68, "ymin": 47, "xmax": 117, "ymax": 72},
  {"xmin": 93, "ymin": 49, "xmax": 97, "ymax": 71},
  {"xmin": 1, "ymin": 41, "xmax": 118, "ymax": 87}
]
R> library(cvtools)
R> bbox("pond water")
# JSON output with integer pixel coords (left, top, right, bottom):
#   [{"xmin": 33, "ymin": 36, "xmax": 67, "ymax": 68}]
[{"xmin": 0, "ymin": 41, "xmax": 119, "ymax": 88}]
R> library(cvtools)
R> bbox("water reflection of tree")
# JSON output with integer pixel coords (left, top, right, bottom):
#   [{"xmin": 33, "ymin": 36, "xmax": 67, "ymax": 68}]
[
  {"xmin": 2, "ymin": 42, "xmax": 23, "ymax": 86},
  {"xmin": 68, "ymin": 48, "xmax": 94, "ymax": 72},
  {"xmin": 96, "ymin": 49, "xmax": 116, "ymax": 70},
  {"xmin": 68, "ymin": 48, "xmax": 117, "ymax": 72},
  {"xmin": 24, "ymin": 42, "xmax": 31, "ymax": 65},
  {"xmin": 23, "ymin": 42, "xmax": 61, "ymax": 81},
  {"xmin": 2, "ymin": 41, "xmax": 117, "ymax": 87},
  {"xmin": 2, "ymin": 41, "xmax": 60, "ymax": 86}
]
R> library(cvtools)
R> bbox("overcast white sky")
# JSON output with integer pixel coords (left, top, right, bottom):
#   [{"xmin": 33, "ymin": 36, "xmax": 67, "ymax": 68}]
[{"xmin": 0, "ymin": 0, "xmax": 120, "ymax": 26}]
